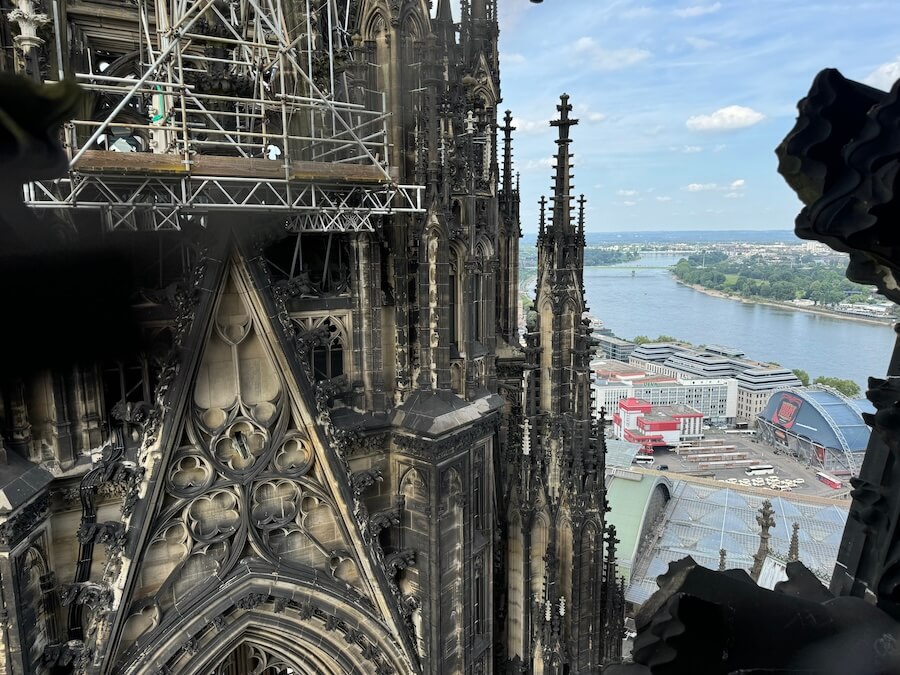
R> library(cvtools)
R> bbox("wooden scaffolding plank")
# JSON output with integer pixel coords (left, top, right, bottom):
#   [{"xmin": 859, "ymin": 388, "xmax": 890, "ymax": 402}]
[{"xmin": 72, "ymin": 151, "xmax": 391, "ymax": 184}]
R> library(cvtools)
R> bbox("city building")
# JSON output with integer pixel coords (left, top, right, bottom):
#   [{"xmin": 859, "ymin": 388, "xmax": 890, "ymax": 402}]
[
  {"xmin": 0, "ymin": 2, "xmax": 623, "ymax": 674},
  {"xmin": 594, "ymin": 334, "xmax": 637, "ymax": 362},
  {"xmin": 736, "ymin": 368, "xmax": 807, "ymax": 421},
  {"xmin": 592, "ymin": 358, "xmax": 736, "ymax": 424},
  {"xmin": 592, "ymin": 359, "xmax": 737, "ymax": 425},
  {"xmin": 630, "ymin": 343, "xmax": 801, "ymax": 422},
  {"xmin": 612, "ymin": 398, "xmax": 704, "ymax": 452},
  {"xmin": 756, "ymin": 387, "xmax": 871, "ymax": 475}
]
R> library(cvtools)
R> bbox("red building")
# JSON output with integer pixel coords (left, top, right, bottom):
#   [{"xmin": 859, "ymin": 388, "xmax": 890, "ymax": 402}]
[{"xmin": 613, "ymin": 398, "xmax": 704, "ymax": 454}]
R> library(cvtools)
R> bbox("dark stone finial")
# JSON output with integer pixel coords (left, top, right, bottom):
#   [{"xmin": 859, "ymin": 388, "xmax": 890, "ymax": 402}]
[
  {"xmin": 718, "ymin": 548, "xmax": 727, "ymax": 571},
  {"xmin": 538, "ymin": 195, "xmax": 547, "ymax": 236},
  {"xmin": 502, "ymin": 109, "xmax": 516, "ymax": 195},
  {"xmin": 751, "ymin": 499, "xmax": 776, "ymax": 582},
  {"xmin": 577, "ymin": 193, "xmax": 586, "ymax": 236},
  {"xmin": 789, "ymin": 522, "xmax": 800, "ymax": 562}
]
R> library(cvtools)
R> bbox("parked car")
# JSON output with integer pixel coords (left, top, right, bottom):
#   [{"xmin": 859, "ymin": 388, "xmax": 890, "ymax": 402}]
[{"xmin": 657, "ymin": 464, "xmax": 669, "ymax": 471}]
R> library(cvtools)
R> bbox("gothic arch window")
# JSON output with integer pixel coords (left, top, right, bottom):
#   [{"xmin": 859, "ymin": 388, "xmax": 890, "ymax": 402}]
[
  {"xmin": 294, "ymin": 315, "xmax": 350, "ymax": 382},
  {"xmin": 561, "ymin": 298, "xmax": 578, "ymax": 402},
  {"xmin": 531, "ymin": 513, "xmax": 549, "ymax": 602},
  {"xmin": 18, "ymin": 546, "xmax": 52, "ymax": 666},
  {"xmin": 312, "ymin": 336, "xmax": 344, "ymax": 381},
  {"xmin": 471, "ymin": 89, "xmax": 497, "ymax": 185},
  {"xmin": 559, "ymin": 518, "xmax": 574, "ymax": 624},
  {"xmin": 473, "ymin": 240, "xmax": 493, "ymax": 344},
  {"xmin": 399, "ymin": 467, "xmax": 428, "ymax": 504},
  {"xmin": 507, "ymin": 509, "xmax": 524, "ymax": 658},
  {"xmin": 449, "ymin": 243, "xmax": 464, "ymax": 351},
  {"xmin": 449, "ymin": 256, "xmax": 459, "ymax": 352},
  {"xmin": 539, "ymin": 300, "xmax": 554, "ymax": 411},
  {"xmin": 577, "ymin": 520, "xmax": 600, "ymax": 662},
  {"xmin": 401, "ymin": 12, "xmax": 424, "ymax": 178},
  {"xmin": 440, "ymin": 468, "xmax": 465, "ymax": 671}
]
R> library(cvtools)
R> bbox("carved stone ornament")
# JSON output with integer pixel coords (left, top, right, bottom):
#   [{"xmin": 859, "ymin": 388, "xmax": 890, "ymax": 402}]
[
  {"xmin": 368, "ymin": 504, "xmax": 402, "ymax": 537},
  {"xmin": 0, "ymin": 494, "xmax": 49, "ymax": 546},
  {"xmin": 42, "ymin": 641, "xmax": 91, "ymax": 669},
  {"xmin": 59, "ymin": 582, "xmax": 114, "ymax": 611},
  {"xmin": 351, "ymin": 466, "xmax": 384, "ymax": 495},
  {"xmin": 777, "ymin": 69, "xmax": 900, "ymax": 304},
  {"xmin": 77, "ymin": 521, "xmax": 126, "ymax": 553}
]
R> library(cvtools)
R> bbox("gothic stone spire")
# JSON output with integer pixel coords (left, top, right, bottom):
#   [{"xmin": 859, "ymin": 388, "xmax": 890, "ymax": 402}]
[
  {"xmin": 502, "ymin": 110, "xmax": 516, "ymax": 196},
  {"xmin": 549, "ymin": 93, "xmax": 578, "ymax": 235},
  {"xmin": 751, "ymin": 499, "xmax": 776, "ymax": 582}
]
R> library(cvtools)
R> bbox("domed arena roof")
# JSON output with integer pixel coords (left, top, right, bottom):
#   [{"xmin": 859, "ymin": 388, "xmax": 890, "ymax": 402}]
[{"xmin": 758, "ymin": 386, "xmax": 870, "ymax": 452}]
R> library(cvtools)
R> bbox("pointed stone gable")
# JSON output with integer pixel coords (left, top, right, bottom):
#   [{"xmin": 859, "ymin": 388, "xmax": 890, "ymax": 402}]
[{"xmin": 102, "ymin": 255, "xmax": 415, "ymax": 674}]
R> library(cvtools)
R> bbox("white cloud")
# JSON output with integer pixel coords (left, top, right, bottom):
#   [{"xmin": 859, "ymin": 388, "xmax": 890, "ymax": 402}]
[
  {"xmin": 575, "ymin": 103, "xmax": 608, "ymax": 124},
  {"xmin": 678, "ymin": 145, "xmax": 703, "ymax": 153},
  {"xmin": 655, "ymin": 196, "xmax": 673, "ymax": 202},
  {"xmin": 683, "ymin": 180, "xmax": 744, "ymax": 195},
  {"xmin": 501, "ymin": 52, "xmax": 527, "ymax": 66},
  {"xmin": 617, "ymin": 189, "xmax": 639, "ymax": 196},
  {"xmin": 622, "ymin": 201, "xmax": 638, "ymax": 207},
  {"xmin": 574, "ymin": 37, "xmax": 595, "ymax": 52},
  {"xmin": 674, "ymin": 2, "xmax": 722, "ymax": 18},
  {"xmin": 685, "ymin": 36, "xmax": 716, "ymax": 50},
  {"xmin": 863, "ymin": 57, "xmax": 900, "ymax": 92},
  {"xmin": 512, "ymin": 117, "xmax": 549, "ymax": 135},
  {"xmin": 713, "ymin": 144, "xmax": 727, "ymax": 152},
  {"xmin": 621, "ymin": 6, "xmax": 655, "ymax": 18},
  {"xmin": 574, "ymin": 36, "xmax": 651, "ymax": 71},
  {"xmin": 521, "ymin": 157, "xmax": 554, "ymax": 172},
  {"xmin": 686, "ymin": 105, "xmax": 765, "ymax": 131}
]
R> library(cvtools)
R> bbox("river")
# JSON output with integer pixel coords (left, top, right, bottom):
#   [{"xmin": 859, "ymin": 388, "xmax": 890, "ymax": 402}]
[{"xmin": 581, "ymin": 254, "xmax": 896, "ymax": 392}]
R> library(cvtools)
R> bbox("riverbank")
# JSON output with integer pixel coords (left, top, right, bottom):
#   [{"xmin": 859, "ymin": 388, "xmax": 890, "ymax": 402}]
[{"xmin": 673, "ymin": 276, "xmax": 895, "ymax": 327}]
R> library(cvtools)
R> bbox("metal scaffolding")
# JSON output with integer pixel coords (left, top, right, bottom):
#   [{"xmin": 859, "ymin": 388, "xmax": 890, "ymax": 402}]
[{"xmin": 27, "ymin": 0, "xmax": 423, "ymax": 230}]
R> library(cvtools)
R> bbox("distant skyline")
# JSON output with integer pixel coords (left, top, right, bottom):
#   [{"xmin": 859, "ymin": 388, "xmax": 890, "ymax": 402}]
[{"xmin": 469, "ymin": 0, "xmax": 900, "ymax": 233}]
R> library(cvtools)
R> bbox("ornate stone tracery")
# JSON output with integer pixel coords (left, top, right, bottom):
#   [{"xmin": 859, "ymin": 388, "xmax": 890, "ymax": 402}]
[{"xmin": 109, "ymin": 263, "xmax": 418, "ymax": 673}]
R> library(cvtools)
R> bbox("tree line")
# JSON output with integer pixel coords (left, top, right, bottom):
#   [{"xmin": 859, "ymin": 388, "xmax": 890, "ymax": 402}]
[
  {"xmin": 671, "ymin": 251, "xmax": 875, "ymax": 306},
  {"xmin": 519, "ymin": 246, "xmax": 640, "ymax": 268}
]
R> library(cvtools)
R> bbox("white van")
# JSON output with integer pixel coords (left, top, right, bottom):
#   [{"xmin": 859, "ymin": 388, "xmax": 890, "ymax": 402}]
[{"xmin": 633, "ymin": 455, "xmax": 655, "ymax": 465}]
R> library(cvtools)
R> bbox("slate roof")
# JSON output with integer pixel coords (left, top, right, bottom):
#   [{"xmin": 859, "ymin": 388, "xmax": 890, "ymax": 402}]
[{"xmin": 0, "ymin": 450, "xmax": 54, "ymax": 514}]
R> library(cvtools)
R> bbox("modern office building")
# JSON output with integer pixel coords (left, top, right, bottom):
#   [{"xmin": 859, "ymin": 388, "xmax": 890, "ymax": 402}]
[
  {"xmin": 630, "ymin": 343, "xmax": 801, "ymax": 422},
  {"xmin": 595, "ymin": 334, "xmax": 638, "ymax": 362},
  {"xmin": 592, "ymin": 360, "xmax": 737, "ymax": 425}
]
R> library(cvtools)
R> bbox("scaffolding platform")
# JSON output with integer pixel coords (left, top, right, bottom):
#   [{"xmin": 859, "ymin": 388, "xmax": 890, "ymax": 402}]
[{"xmin": 25, "ymin": 0, "xmax": 424, "ymax": 232}]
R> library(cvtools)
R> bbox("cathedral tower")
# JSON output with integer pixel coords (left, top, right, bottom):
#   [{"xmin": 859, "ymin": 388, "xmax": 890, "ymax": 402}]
[{"xmin": 503, "ymin": 95, "xmax": 623, "ymax": 673}]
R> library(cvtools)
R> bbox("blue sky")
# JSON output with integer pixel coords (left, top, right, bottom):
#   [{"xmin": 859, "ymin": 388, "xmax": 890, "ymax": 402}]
[{"xmin": 478, "ymin": 0, "xmax": 900, "ymax": 233}]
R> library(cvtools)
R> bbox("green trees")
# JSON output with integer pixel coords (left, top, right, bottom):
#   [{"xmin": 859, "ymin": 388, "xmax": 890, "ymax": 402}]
[
  {"xmin": 792, "ymin": 369, "xmax": 810, "ymax": 386},
  {"xmin": 813, "ymin": 376, "xmax": 861, "ymax": 398},
  {"xmin": 671, "ymin": 253, "xmax": 871, "ymax": 305},
  {"xmin": 520, "ymin": 246, "xmax": 640, "ymax": 268},
  {"xmin": 633, "ymin": 334, "xmax": 681, "ymax": 345}
]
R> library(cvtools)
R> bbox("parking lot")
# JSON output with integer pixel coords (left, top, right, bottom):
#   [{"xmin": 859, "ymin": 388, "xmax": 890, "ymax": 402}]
[{"xmin": 645, "ymin": 430, "xmax": 851, "ymax": 499}]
